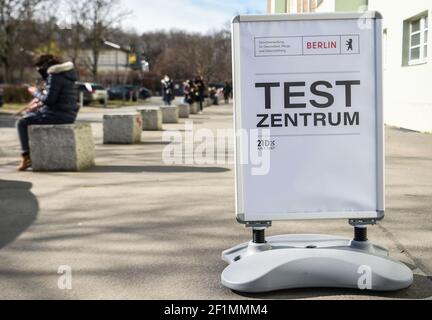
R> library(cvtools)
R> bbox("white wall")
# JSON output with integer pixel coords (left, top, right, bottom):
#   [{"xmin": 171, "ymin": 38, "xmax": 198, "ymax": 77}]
[
  {"xmin": 98, "ymin": 50, "xmax": 129, "ymax": 72},
  {"xmin": 80, "ymin": 50, "xmax": 129, "ymax": 73},
  {"xmin": 369, "ymin": 0, "xmax": 432, "ymax": 132}
]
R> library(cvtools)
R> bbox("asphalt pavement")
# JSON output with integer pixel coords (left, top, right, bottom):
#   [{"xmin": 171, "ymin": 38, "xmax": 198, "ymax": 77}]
[{"xmin": 0, "ymin": 98, "xmax": 431, "ymax": 299}]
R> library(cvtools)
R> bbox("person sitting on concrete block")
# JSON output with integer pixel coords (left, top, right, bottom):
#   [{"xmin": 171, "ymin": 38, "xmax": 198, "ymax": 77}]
[{"xmin": 15, "ymin": 54, "xmax": 79, "ymax": 172}]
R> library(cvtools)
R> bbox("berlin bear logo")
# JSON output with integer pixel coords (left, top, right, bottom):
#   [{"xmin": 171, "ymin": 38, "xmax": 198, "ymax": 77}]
[{"xmin": 346, "ymin": 39, "xmax": 354, "ymax": 51}]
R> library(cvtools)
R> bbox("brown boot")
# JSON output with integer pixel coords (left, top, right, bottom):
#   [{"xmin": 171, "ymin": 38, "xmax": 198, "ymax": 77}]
[{"xmin": 17, "ymin": 153, "xmax": 32, "ymax": 171}]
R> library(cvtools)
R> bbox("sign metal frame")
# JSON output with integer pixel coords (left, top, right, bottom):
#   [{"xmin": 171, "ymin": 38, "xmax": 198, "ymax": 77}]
[{"xmin": 232, "ymin": 12, "xmax": 385, "ymax": 224}]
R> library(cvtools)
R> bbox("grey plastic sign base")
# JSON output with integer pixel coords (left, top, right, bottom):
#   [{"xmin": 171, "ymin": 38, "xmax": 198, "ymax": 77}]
[{"xmin": 221, "ymin": 235, "xmax": 413, "ymax": 293}]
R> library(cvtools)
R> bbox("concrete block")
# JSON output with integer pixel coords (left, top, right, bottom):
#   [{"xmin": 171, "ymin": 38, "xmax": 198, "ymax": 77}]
[
  {"xmin": 190, "ymin": 103, "xmax": 199, "ymax": 114},
  {"xmin": 29, "ymin": 123, "xmax": 95, "ymax": 172},
  {"xmin": 138, "ymin": 107, "xmax": 163, "ymax": 131},
  {"xmin": 161, "ymin": 106, "xmax": 179, "ymax": 123},
  {"xmin": 103, "ymin": 113, "xmax": 142, "ymax": 144},
  {"xmin": 177, "ymin": 104, "xmax": 190, "ymax": 118},
  {"xmin": 205, "ymin": 98, "xmax": 212, "ymax": 108}
]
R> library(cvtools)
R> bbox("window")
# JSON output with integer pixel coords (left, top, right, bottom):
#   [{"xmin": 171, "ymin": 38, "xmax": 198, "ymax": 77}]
[{"xmin": 408, "ymin": 14, "xmax": 428, "ymax": 64}]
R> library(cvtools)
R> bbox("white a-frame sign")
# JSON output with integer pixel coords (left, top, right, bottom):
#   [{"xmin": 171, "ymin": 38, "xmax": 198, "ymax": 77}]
[{"xmin": 221, "ymin": 12, "xmax": 413, "ymax": 293}]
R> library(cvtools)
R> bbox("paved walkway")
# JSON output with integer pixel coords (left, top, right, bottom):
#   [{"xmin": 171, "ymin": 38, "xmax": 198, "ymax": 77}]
[{"xmin": 0, "ymin": 99, "xmax": 431, "ymax": 299}]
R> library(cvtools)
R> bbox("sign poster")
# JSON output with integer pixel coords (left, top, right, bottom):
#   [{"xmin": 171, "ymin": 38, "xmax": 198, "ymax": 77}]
[{"xmin": 233, "ymin": 13, "xmax": 384, "ymax": 222}]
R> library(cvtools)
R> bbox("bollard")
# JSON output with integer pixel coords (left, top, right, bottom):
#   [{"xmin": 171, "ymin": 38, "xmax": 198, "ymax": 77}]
[
  {"xmin": 103, "ymin": 113, "xmax": 142, "ymax": 144},
  {"xmin": 190, "ymin": 103, "xmax": 199, "ymax": 115},
  {"xmin": 161, "ymin": 106, "xmax": 179, "ymax": 124},
  {"xmin": 29, "ymin": 123, "xmax": 95, "ymax": 172},
  {"xmin": 177, "ymin": 104, "xmax": 190, "ymax": 119},
  {"xmin": 138, "ymin": 107, "xmax": 163, "ymax": 131}
]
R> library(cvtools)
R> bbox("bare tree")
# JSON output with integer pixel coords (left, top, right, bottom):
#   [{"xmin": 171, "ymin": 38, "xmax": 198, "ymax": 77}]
[
  {"xmin": 61, "ymin": 0, "xmax": 91, "ymax": 65},
  {"xmin": 0, "ymin": 1, "xmax": 232, "ymax": 88},
  {"xmin": 148, "ymin": 29, "xmax": 232, "ymax": 87},
  {"xmin": 0, "ymin": 0, "xmax": 47, "ymax": 83},
  {"xmin": 79, "ymin": 0, "xmax": 131, "ymax": 81}
]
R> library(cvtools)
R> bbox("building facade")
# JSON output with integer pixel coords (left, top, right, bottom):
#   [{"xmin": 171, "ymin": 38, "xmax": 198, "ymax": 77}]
[
  {"xmin": 79, "ymin": 49, "xmax": 130, "ymax": 73},
  {"xmin": 368, "ymin": 0, "xmax": 431, "ymax": 133},
  {"xmin": 267, "ymin": 0, "xmax": 320, "ymax": 13},
  {"xmin": 267, "ymin": 0, "xmax": 432, "ymax": 133}
]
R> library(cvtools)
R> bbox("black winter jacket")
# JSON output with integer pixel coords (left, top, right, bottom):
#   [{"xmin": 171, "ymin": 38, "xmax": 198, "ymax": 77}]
[{"xmin": 33, "ymin": 62, "xmax": 79, "ymax": 120}]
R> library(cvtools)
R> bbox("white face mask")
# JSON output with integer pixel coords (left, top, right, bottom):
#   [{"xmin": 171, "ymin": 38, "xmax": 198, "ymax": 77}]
[{"xmin": 164, "ymin": 76, "xmax": 170, "ymax": 82}]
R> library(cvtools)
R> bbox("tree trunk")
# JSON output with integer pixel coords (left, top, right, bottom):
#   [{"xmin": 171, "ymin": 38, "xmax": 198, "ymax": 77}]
[
  {"xmin": 92, "ymin": 48, "xmax": 99, "ymax": 82},
  {"xmin": 3, "ymin": 61, "xmax": 12, "ymax": 84}
]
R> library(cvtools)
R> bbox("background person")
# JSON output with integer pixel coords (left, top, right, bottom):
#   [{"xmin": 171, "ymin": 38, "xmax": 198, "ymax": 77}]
[
  {"xmin": 223, "ymin": 81, "xmax": 232, "ymax": 104},
  {"xmin": 161, "ymin": 75, "xmax": 174, "ymax": 106},
  {"xmin": 182, "ymin": 80, "xmax": 193, "ymax": 105},
  {"xmin": 209, "ymin": 86, "xmax": 218, "ymax": 105},
  {"xmin": 15, "ymin": 54, "xmax": 79, "ymax": 171},
  {"xmin": 194, "ymin": 75, "xmax": 205, "ymax": 113}
]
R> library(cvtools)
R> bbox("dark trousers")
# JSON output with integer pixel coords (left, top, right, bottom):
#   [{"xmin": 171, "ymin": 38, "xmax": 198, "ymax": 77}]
[
  {"xmin": 16, "ymin": 111, "xmax": 75, "ymax": 154},
  {"xmin": 198, "ymin": 96, "xmax": 204, "ymax": 112},
  {"xmin": 163, "ymin": 95, "xmax": 173, "ymax": 106}
]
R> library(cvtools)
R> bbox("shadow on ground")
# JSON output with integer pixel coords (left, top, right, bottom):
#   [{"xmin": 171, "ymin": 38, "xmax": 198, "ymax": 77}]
[
  {"xmin": 90, "ymin": 165, "xmax": 230, "ymax": 173},
  {"xmin": 140, "ymin": 141, "xmax": 175, "ymax": 146},
  {"xmin": 0, "ymin": 113, "xmax": 16, "ymax": 128},
  {"xmin": 101, "ymin": 141, "xmax": 175, "ymax": 146},
  {"xmin": 0, "ymin": 180, "xmax": 39, "ymax": 249}
]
